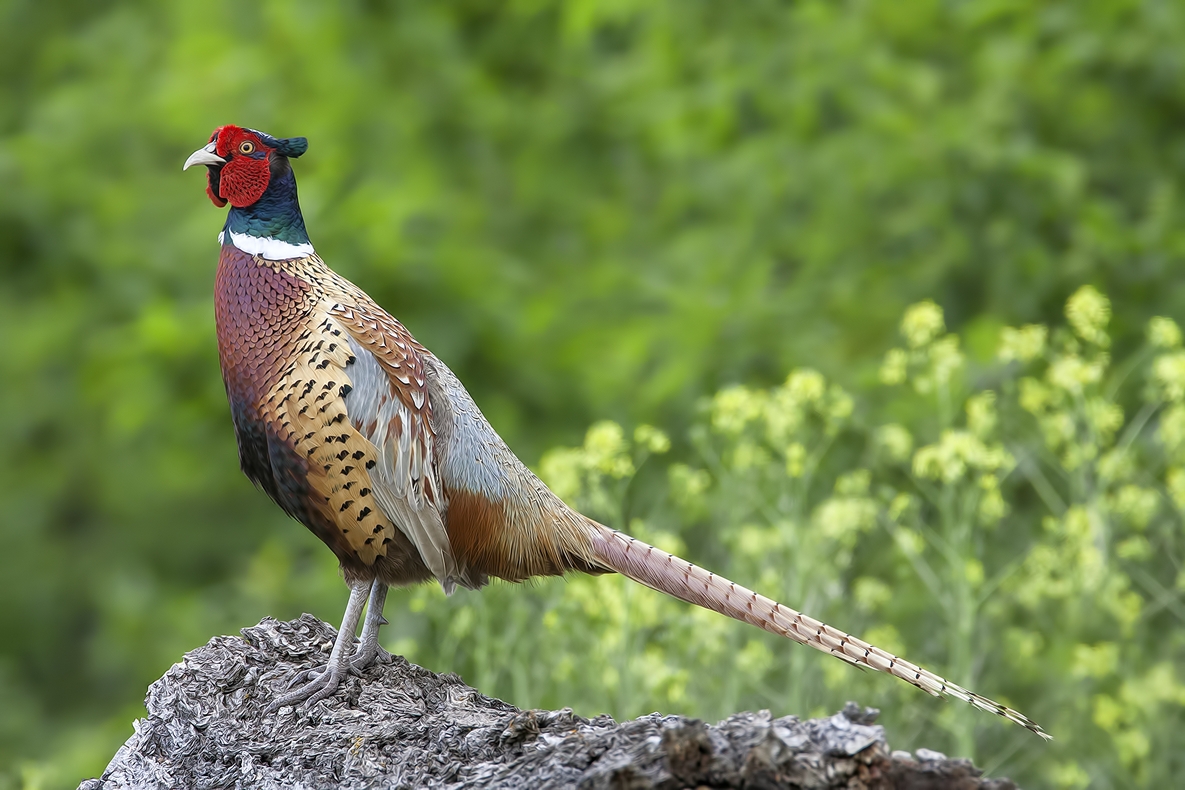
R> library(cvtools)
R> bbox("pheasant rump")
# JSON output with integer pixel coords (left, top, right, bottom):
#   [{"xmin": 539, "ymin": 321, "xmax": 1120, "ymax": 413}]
[{"xmin": 183, "ymin": 125, "xmax": 1049, "ymax": 737}]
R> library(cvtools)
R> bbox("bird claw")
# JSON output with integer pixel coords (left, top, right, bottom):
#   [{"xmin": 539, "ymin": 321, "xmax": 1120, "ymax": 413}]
[
  {"xmin": 267, "ymin": 662, "xmax": 348, "ymax": 713},
  {"xmin": 282, "ymin": 665, "xmax": 323, "ymax": 690},
  {"xmin": 349, "ymin": 643, "xmax": 393, "ymax": 673},
  {"xmin": 281, "ymin": 658, "xmax": 368, "ymax": 694}
]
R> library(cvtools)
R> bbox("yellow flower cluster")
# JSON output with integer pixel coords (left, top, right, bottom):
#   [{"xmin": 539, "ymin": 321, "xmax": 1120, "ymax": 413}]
[
  {"xmin": 539, "ymin": 420, "xmax": 669, "ymax": 505},
  {"xmin": 998, "ymin": 324, "xmax": 1048, "ymax": 363},
  {"xmin": 912, "ymin": 430, "xmax": 1014, "ymax": 484},
  {"xmin": 1148, "ymin": 316, "xmax": 1182, "ymax": 349},
  {"xmin": 709, "ymin": 368, "xmax": 855, "ymax": 467},
  {"xmin": 1066, "ymin": 285, "xmax": 1111, "ymax": 347},
  {"xmin": 879, "ymin": 301, "xmax": 965, "ymax": 395},
  {"xmin": 1152, "ymin": 351, "xmax": 1185, "ymax": 402},
  {"xmin": 910, "ymin": 428, "xmax": 1012, "ymax": 526},
  {"xmin": 900, "ymin": 299, "xmax": 946, "ymax": 348},
  {"xmin": 1010, "ymin": 294, "xmax": 1129, "ymax": 471}
]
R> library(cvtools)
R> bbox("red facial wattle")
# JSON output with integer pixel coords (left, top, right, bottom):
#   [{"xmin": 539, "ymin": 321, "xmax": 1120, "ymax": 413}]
[
  {"xmin": 218, "ymin": 153, "xmax": 271, "ymax": 207},
  {"xmin": 206, "ymin": 126, "xmax": 273, "ymax": 208}
]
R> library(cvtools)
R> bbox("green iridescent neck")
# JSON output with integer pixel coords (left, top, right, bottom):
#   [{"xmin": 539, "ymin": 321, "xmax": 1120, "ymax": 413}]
[{"xmin": 221, "ymin": 166, "xmax": 314, "ymax": 259}]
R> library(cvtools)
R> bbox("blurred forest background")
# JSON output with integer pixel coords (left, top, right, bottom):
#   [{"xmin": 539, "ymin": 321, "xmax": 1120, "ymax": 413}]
[{"xmin": 2, "ymin": 1, "xmax": 1185, "ymax": 787}]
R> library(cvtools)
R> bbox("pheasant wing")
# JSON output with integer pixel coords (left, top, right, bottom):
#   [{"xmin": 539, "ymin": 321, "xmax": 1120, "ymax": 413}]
[{"xmin": 327, "ymin": 302, "xmax": 465, "ymax": 591}]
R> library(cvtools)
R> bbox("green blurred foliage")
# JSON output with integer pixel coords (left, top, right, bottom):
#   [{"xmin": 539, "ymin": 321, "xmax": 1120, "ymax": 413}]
[{"xmin": 2, "ymin": 1, "xmax": 1185, "ymax": 787}]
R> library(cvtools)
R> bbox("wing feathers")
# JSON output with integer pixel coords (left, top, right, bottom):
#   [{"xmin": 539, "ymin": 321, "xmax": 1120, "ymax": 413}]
[{"xmin": 336, "ymin": 321, "xmax": 464, "ymax": 590}]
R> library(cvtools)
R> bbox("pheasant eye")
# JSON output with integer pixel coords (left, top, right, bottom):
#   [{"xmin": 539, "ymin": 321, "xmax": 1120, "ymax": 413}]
[{"xmin": 238, "ymin": 141, "xmax": 256, "ymax": 154}]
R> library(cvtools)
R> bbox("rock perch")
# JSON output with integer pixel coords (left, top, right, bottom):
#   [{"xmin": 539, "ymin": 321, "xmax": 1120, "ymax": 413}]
[{"xmin": 80, "ymin": 616, "xmax": 1019, "ymax": 789}]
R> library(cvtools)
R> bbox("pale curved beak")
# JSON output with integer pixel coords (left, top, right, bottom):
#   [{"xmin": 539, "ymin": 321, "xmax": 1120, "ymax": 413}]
[{"xmin": 183, "ymin": 142, "xmax": 226, "ymax": 171}]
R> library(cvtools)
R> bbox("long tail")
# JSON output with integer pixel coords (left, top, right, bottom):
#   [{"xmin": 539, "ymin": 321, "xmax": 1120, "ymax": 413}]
[{"xmin": 585, "ymin": 522, "xmax": 1051, "ymax": 740}]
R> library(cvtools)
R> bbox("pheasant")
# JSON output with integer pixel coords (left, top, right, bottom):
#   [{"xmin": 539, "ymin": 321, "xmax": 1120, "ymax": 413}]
[{"xmin": 184, "ymin": 125, "xmax": 1050, "ymax": 738}]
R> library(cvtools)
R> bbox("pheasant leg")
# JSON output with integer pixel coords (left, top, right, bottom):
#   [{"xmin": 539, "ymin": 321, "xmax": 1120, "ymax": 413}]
[
  {"xmin": 350, "ymin": 579, "xmax": 391, "ymax": 671},
  {"xmin": 267, "ymin": 581, "xmax": 368, "ymax": 712}
]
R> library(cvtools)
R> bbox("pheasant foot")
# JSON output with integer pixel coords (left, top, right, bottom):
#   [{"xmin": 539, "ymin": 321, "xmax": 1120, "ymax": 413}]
[
  {"xmin": 266, "ymin": 582, "xmax": 368, "ymax": 712},
  {"xmin": 278, "ymin": 658, "xmax": 363, "ymax": 690},
  {"xmin": 268, "ymin": 659, "xmax": 351, "ymax": 711}
]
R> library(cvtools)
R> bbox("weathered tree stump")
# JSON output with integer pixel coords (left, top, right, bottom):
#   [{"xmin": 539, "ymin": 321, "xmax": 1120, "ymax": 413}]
[{"xmin": 79, "ymin": 615, "xmax": 1018, "ymax": 789}]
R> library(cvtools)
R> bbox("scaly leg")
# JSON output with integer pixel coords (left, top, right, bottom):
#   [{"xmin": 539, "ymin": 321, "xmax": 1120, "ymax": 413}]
[
  {"xmin": 267, "ymin": 581, "xmax": 368, "ymax": 712},
  {"xmin": 350, "ymin": 579, "xmax": 391, "ymax": 671}
]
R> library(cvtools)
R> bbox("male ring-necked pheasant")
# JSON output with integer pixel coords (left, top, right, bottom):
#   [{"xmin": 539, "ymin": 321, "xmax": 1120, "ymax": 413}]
[{"xmin": 184, "ymin": 125, "xmax": 1049, "ymax": 738}]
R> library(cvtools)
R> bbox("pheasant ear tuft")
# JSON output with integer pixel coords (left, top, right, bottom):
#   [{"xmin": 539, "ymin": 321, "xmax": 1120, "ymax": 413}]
[{"xmin": 276, "ymin": 137, "xmax": 308, "ymax": 158}]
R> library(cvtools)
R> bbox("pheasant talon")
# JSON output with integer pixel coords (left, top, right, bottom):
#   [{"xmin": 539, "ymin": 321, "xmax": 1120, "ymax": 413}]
[
  {"xmin": 267, "ymin": 663, "xmax": 346, "ymax": 712},
  {"xmin": 281, "ymin": 664, "xmax": 328, "ymax": 689},
  {"xmin": 349, "ymin": 643, "xmax": 393, "ymax": 673},
  {"xmin": 302, "ymin": 671, "xmax": 345, "ymax": 708}
]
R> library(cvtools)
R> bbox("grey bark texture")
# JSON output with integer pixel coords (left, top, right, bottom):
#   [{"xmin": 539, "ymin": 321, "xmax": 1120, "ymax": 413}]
[{"xmin": 79, "ymin": 615, "xmax": 1019, "ymax": 789}]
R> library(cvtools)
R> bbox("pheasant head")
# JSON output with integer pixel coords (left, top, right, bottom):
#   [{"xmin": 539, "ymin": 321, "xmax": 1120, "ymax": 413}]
[{"xmin": 184, "ymin": 125, "xmax": 313, "ymax": 260}]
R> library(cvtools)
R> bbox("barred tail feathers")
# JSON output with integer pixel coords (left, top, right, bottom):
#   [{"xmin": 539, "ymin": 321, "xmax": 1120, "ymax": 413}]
[{"xmin": 585, "ymin": 522, "xmax": 1050, "ymax": 740}]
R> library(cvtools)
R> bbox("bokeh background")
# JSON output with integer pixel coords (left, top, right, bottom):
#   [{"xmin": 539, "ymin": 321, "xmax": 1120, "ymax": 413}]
[{"xmin": 3, "ymin": 1, "xmax": 1185, "ymax": 787}]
